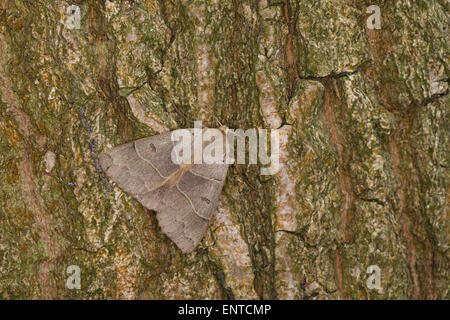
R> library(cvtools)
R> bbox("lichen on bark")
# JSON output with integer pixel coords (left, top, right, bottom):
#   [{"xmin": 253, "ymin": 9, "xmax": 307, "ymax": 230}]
[{"xmin": 0, "ymin": 0, "xmax": 447, "ymax": 299}]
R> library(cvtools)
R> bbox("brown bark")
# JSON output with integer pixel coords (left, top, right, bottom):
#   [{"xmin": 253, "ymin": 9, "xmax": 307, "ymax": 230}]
[{"xmin": 0, "ymin": 0, "xmax": 447, "ymax": 299}]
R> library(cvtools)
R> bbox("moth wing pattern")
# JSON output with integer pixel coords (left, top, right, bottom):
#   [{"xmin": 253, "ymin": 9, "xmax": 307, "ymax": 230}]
[
  {"xmin": 156, "ymin": 163, "xmax": 228, "ymax": 252},
  {"xmin": 99, "ymin": 130, "xmax": 228, "ymax": 253},
  {"xmin": 99, "ymin": 132, "xmax": 176, "ymax": 210}
]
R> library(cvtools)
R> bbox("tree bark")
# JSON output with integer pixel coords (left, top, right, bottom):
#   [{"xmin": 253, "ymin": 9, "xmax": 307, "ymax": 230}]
[{"xmin": 0, "ymin": 0, "xmax": 447, "ymax": 299}]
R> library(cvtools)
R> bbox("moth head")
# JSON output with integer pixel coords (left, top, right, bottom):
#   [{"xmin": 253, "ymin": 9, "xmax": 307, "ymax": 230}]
[{"xmin": 218, "ymin": 125, "xmax": 229, "ymax": 133}]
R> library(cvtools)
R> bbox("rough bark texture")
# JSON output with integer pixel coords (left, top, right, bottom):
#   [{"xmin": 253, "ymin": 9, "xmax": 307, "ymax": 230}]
[{"xmin": 0, "ymin": 0, "xmax": 448, "ymax": 299}]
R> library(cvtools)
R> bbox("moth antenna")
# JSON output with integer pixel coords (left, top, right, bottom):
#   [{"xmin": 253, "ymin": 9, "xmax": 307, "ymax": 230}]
[
  {"xmin": 213, "ymin": 115, "xmax": 224, "ymax": 127},
  {"xmin": 203, "ymin": 109, "xmax": 226, "ymax": 129}
]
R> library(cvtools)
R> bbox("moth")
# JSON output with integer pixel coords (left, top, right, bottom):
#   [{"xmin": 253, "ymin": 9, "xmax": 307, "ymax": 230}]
[{"xmin": 99, "ymin": 128, "xmax": 228, "ymax": 253}]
